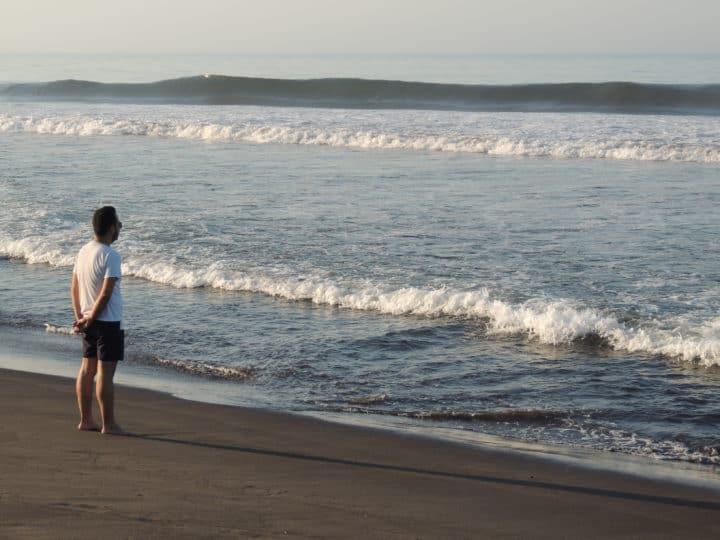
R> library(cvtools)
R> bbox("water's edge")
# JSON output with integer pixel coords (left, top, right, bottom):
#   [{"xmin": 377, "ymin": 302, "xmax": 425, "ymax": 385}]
[{"xmin": 1, "ymin": 326, "xmax": 718, "ymax": 492}]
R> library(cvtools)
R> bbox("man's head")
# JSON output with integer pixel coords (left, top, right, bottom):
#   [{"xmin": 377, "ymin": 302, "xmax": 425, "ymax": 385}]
[{"xmin": 92, "ymin": 206, "xmax": 122, "ymax": 244}]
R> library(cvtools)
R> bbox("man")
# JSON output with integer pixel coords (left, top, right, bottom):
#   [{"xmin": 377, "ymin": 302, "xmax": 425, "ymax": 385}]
[{"xmin": 70, "ymin": 206, "xmax": 124, "ymax": 435}]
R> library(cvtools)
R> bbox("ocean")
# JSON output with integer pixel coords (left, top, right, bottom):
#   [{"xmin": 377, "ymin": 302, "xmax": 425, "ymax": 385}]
[{"xmin": 1, "ymin": 54, "xmax": 719, "ymax": 471}]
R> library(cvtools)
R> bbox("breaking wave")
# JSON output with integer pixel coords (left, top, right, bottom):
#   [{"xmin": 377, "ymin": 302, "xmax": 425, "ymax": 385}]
[
  {"xmin": 3, "ymin": 76, "xmax": 720, "ymax": 115},
  {"xmin": 3, "ymin": 235, "xmax": 720, "ymax": 367},
  {"xmin": 1, "ymin": 114, "xmax": 718, "ymax": 163}
]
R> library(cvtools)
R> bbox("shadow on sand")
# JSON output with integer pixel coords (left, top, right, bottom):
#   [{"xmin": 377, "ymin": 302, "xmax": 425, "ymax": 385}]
[{"xmin": 122, "ymin": 432, "xmax": 720, "ymax": 511}]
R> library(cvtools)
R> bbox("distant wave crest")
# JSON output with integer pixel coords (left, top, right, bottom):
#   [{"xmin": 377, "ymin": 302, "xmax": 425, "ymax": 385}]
[
  {"xmin": 3, "ymin": 234, "xmax": 720, "ymax": 367},
  {"xmin": 3, "ymin": 75, "xmax": 720, "ymax": 115},
  {"xmin": 1, "ymin": 114, "xmax": 717, "ymax": 163}
]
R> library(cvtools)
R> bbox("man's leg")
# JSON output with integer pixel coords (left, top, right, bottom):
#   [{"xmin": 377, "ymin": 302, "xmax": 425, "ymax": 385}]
[
  {"xmin": 96, "ymin": 360, "xmax": 122, "ymax": 435},
  {"xmin": 76, "ymin": 357, "xmax": 99, "ymax": 431}
]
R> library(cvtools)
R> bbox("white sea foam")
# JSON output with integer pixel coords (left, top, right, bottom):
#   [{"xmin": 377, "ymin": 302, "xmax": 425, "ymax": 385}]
[
  {"xmin": 44, "ymin": 323, "xmax": 77, "ymax": 336},
  {"xmin": 147, "ymin": 356, "xmax": 254, "ymax": 380},
  {"xmin": 0, "ymin": 236, "xmax": 76, "ymax": 267},
  {"xmin": 2, "ymin": 113, "xmax": 719, "ymax": 163},
  {"xmin": 569, "ymin": 419, "xmax": 720, "ymax": 465},
  {"xmin": 3, "ymin": 235, "xmax": 719, "ymax": 367}
]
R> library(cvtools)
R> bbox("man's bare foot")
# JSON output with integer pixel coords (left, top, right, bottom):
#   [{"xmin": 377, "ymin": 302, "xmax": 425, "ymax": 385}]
[
  {"xmin": 101, "ymin": 423, "xmax": 125, "ymax": 435},
  {"xmin": 77, "ymin": 421, "xmax": 100, "ymax": 432}
]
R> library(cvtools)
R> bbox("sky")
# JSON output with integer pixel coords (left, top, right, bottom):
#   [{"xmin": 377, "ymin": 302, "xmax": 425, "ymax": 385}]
[{"xmin": 1, "ymin": 0, "xmax": 719, "ymax": 55}]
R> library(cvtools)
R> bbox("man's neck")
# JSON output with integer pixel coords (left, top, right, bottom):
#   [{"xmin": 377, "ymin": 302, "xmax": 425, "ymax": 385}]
[{"xmin": 94, "ymin": 235, "xmax": 112, "ymax": 246}]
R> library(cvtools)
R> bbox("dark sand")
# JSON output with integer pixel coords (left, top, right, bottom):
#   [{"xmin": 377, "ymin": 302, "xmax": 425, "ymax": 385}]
[{"xmin": 1, "ymin": 367, "xmax": 719, "ymax": 539}]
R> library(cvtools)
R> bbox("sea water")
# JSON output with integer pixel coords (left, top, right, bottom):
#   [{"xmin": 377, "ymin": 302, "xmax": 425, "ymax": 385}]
[{"xmin": 1, "ymin": 54, "xmax": 719, "ymax": 468}]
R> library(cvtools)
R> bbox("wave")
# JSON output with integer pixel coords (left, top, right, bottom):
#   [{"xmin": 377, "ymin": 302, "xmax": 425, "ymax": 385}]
[
  {"xmin": 3, "ymin": 75, "xmax": 720, "ymax": 115},
  {"xmin": 565, "ymin": 418, "xmax": 720, "ymax": 465},
  {"xmin": 3, "ymin": 234, "xmax": 720, "ymax": 367},
  {"xmin": 348, "ymin": 393, "xmax": 391, "ymax": 405},
  {"xmin": 44, "ymin": 323, "xmax": 77, "ymax": 336},
  {"xmin": 397, "ymin": 408, "xmax": 569, "ymax": 423},
  {"xmin": 331, "ymin": 404, "xmax": 571, "ymax": 424},
  {"xmin": 136, "ymin": 355, "xmax": 254, "ymax": 381},
  {"xmin": 2, "ymin": 114, "xmax": 718, "ymax": 163},
  {"xmin": 41, "ymin": 323, "xmax": 254, "ymax": 380}
]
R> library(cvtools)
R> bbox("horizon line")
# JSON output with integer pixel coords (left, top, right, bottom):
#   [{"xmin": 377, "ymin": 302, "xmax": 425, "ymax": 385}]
[{"xmin": 2, "ymin": 51, "xmax": 720, "ymax": 57}]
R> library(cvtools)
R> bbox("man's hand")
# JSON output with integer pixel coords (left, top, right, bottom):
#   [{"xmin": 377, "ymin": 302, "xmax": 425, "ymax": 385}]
[{"xmin": 73, "ymin": 315, "xmax": 93, "ymax": 333}]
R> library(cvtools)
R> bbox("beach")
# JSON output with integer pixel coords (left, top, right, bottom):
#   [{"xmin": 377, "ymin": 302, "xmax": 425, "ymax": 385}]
[
  {"xmin": 2, "ymin": 51, "xmax": 720, "ymax": 538},
  {"xmin": 2, "ymin": 366, "xmax": 720, "ymax": 539}
]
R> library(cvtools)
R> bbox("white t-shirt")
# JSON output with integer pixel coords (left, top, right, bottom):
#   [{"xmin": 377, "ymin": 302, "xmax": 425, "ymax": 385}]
[{"xmin": 73, "ymin": 240, "xmax": 123, "ymax": 323}]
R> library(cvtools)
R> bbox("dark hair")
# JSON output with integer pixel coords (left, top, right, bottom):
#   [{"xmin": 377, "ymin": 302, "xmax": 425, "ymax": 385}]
[{"xmin": 92, "ymin": 206, "xmax": 119, "ymax": 236}]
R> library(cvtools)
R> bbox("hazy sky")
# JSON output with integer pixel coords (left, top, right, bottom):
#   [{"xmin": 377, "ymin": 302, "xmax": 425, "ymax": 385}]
[{"xmin": 2, "ymin": 0, "xmax": 719, "ymax": 55}]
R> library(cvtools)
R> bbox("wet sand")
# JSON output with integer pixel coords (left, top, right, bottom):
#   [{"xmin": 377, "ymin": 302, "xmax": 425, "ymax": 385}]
[{"xmin": 1, "ymin": 367, "xmax": 719, "ymax": 539}]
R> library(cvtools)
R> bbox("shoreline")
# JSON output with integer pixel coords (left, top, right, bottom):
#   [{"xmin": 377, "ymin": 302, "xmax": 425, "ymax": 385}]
[
  {"xmin": 1, "ymin": 324, "xmax": 719, "ymax": 492},
  {"xmin": 2, "ymin": 366, "xmax": 720, "ymax": 537}
]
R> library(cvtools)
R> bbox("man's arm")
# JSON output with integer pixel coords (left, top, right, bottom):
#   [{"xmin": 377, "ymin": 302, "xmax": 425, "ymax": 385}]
[
  {"xmin": 74, "ymin": 277, "xmax": 117, "ymax": 331},
  {"xmin": 70, "ymin": 272, "xmax": 82, "ymax": 321}
]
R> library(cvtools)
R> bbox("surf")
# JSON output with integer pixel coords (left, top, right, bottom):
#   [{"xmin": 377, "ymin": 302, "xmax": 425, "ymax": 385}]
[
  {"xmin": 3, "ymin": 75, "xmax": 720, "ymax": 115},
  {"xmin": 2, "ymin": 112, "xmax": 718, "ymax": 163},
  {"xmin": 3, "ymin": 234, "xmax": 720, "ymax": 367}
]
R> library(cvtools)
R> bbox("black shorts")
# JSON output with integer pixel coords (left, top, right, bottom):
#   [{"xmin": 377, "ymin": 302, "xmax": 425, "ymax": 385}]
[{"xmin": 82, "ymin": 320, "xmax": 124, "ymax": 362}]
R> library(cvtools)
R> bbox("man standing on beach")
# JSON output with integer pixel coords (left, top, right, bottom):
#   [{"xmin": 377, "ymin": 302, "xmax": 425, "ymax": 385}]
[{"xmin": 71, "ymin": 206, "xmax": 124, "ymax": 435}]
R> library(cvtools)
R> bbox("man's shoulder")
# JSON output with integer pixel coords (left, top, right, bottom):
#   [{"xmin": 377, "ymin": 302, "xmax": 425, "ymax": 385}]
[
  {"xmin": 107, "ymin": 245, "xmax": 121, "ymax": 260},
  {"xmin": 76, "ymin": 241, "xmax": 120, "ymax": 263},
  {"xmin": 76, "ymin": 240, "xmax": 97, "ymax": 258}
]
